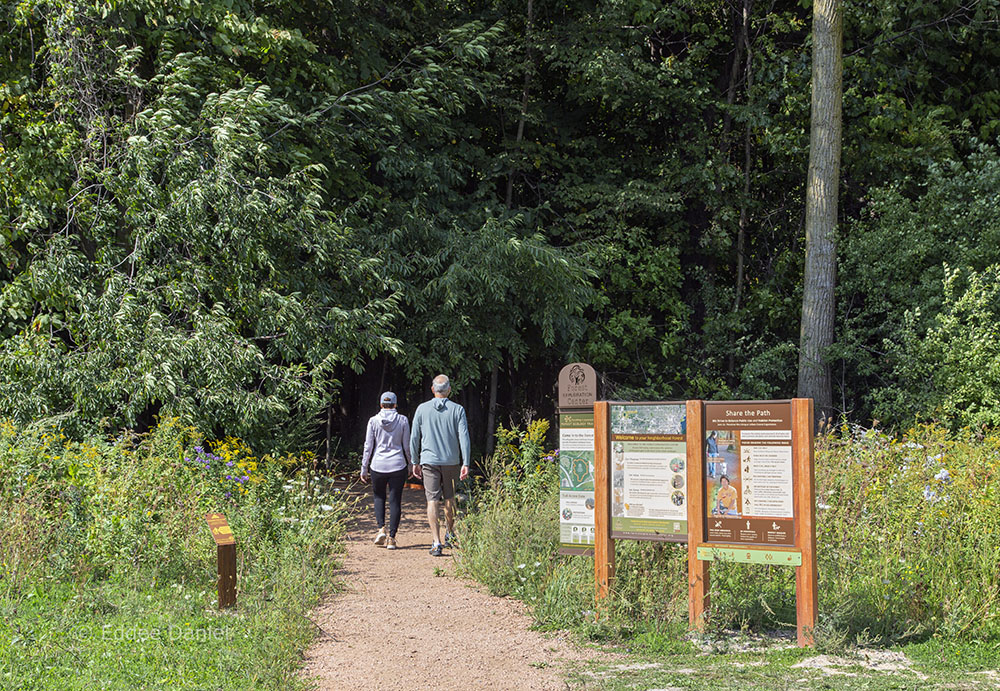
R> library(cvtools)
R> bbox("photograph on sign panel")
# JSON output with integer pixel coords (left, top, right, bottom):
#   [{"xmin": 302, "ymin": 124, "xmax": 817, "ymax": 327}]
[{"xmin": 706, "ymin": 429, "xmax": 741, "ymax": 517}]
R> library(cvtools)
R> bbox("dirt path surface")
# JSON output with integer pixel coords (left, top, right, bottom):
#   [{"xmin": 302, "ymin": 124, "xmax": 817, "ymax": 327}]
[{"xmin": 301, "ymin": 485, "xmax": 598, "ymax": 690}]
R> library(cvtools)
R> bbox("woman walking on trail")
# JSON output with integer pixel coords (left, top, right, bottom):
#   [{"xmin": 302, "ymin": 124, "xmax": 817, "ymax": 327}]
[{"xmin": 360, "ymin": 392, "xmax": 413, "ymax": 550}]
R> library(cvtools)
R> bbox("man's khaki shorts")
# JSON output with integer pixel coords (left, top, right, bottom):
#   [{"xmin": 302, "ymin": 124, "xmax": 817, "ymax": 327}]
[{"xmin": 422, "ymin": 464, "xmax": 460, "ymax": 501}]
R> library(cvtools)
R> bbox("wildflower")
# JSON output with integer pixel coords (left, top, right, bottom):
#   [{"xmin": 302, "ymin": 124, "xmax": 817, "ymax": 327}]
[
  {"xmin": 226, "ymin": 475, "xmax": 232, "ymax": 480},
  {"xmin": 226, "ymin": 461, "xmax": 234, "ymax": 467},
  {"xmin": 241, "ymin": 475, "xmax": 249, "ymax": 482},
  {"xmin": 934, "ymin": 468, "xmax": 951, "ymax": 483},
  {"xmin": 319, "ymin": 504, "xmax": 334, "ymax": 511}
]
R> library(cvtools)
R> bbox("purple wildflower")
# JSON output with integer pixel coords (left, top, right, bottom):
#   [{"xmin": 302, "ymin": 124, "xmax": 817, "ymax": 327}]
[{"xmin": 226, "ymin": 461, "xmax": 234, "ymax": 467}]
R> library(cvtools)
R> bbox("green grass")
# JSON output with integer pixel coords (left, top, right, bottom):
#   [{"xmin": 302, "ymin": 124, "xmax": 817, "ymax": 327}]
[
  {"xmin": 2, "ymin": 579, "xmax": 316, "ymax": 689},
  {"xmin": 0, "ymin": 512, "xmax": 346, "ymax": 690},
  {"xmin": 0, "ymin": 418, "xmax": 350, "ymax": 689}
]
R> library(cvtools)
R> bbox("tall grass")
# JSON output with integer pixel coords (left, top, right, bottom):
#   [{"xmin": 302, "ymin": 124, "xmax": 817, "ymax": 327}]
[
  {"xmin": 456, "ymin": 420, "xmax": 1000, "ymax": 645},
  {"xmin": 0, "ymin": 417, "xmax": 349, "ymax": 688}
]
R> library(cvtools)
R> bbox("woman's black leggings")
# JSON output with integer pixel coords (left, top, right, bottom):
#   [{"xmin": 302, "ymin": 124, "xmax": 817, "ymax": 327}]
[{"xmin": 371, "ymin": 468, "xmax": 407, "ymax": 537}]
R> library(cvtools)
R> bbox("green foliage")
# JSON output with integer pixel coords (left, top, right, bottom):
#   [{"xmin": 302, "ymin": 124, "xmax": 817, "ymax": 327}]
[
  {"xmin": 875, "ymin": 266, "xmax": 1000, "ymax": 428},
  {"xmin": 0, "ymin": 0, "xmax": 584, "ymax": 448},
  {"xmin": 839, "ymin": 145, "xmax": 1000, "ymax": 426},
  {"xmin": 488, "ymin": 418, "xmax": 552, "ymax": 504},
  {"xmin": 0, "ymin": 417, "xmax": 346, "ymax": 589},
  {"xmin": 460, "ymin": 421, "xmax": 1000, "ymax": 646},
  {"xmin": 2, "ymin": 0, "xmax": 1000, "ymax": 447},
  {"xmin": 816, "ymin": 423, "xmax": 1000, "ymax": 641}
]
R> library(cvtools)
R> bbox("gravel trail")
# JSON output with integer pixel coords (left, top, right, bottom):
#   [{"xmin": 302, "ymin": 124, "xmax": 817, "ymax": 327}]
[{"xmin": 301, "ymin": 485, "xmax": 598, "ymax": 690}]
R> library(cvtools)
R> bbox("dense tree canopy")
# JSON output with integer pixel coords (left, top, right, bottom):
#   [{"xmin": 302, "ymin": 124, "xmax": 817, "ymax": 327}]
[{"xmin": 2, "ymin": 0, "xmax": 999, "ymax": 450}]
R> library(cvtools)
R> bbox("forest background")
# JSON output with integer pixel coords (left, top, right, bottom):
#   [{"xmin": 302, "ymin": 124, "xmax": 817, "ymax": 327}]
[{"xmin": 3, "ymin": 0, "xmax": 1000, "ymax": 455}]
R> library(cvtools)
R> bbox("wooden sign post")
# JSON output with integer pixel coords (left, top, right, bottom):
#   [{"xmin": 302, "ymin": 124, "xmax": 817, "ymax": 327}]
[
  {"xmin": 593, "ymin": 401, "xmax": 614, "ymax": 598},
  {"xmin": 685, "ymin": 399, "xmax": 710, "ymax": 629},
  {"xmin": 592, "ymin": 397, "xmax": 817, "ymax": 646},
  {"xmin": 792, "ymin": 398, "xmax": 818, "ymax": 645},
  {"xmin": 205, "ymin": 513, "xmax": 237, "ymax": 609}
]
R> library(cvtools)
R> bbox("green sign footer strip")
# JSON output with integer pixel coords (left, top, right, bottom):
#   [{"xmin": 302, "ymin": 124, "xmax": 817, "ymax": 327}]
[{"xmin": 696, "ymin": 546, "xmax": 802, "ymax": 566}]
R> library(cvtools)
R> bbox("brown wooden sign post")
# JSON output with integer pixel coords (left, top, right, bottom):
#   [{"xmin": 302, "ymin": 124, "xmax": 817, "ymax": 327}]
[
  {"xmin": 205, "ymin": 513, "xmax": 237, "ymax": 609},
  {"xmin": 593, "ymin": 399, "xmax": 692, "ymax": 599},
  {"xmin": 792, "ymin": 398, "xmax": 818, "ymax": 645},
  {"xmin": 685, "ymin": 399, "xmax": 710, "ymax": 629},
  {"xmin": 593, "ymin": 401, "xmax": 614, "ymax": 598}
]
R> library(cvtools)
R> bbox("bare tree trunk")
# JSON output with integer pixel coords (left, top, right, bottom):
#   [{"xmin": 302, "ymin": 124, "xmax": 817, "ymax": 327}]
[
  {"xmin": 485, "ymin": 365, "xmax": 499, "ymax": 454},
  {"xmin": 490, "ymin": 0, "xmax": 533, "ymax": 453},
  {"xmin": 325, "ymin": 403, "xmax": 333, "ymax": 465},
  {"xmin": 505, "ymin": 0, "xmax": 533, "ymax": 208},
  {"xmin": 797, "ymin": 0, "xmax": 842, "ymax": 422},
  {"xmin": 729, "ymin": 0, "xmax": 753, "ymax": 376}
]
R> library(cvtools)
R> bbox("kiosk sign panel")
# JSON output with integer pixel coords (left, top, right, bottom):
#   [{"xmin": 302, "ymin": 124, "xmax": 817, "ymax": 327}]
[
  {"xmin": 559, "ymin": 411, "xmax": 595, "ymax": 553},
  {"xmin": 703, "ymin": 401, "xmax": 794, "ymax": 546},
  {"xmin": 609, "ymin": 403, "xmax": 687, "ymax": 541}
]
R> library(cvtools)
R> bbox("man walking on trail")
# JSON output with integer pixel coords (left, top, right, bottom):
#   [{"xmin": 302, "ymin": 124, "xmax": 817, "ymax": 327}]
[{"xmin": 410, "ymin": 374, "xmax": 470, "ymax": 557}]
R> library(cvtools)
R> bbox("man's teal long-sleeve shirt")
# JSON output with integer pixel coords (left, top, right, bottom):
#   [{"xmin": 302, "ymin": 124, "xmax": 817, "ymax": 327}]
[{"xmin": 410, "ymin": 396, "xmax": 471, "ymax": 466}]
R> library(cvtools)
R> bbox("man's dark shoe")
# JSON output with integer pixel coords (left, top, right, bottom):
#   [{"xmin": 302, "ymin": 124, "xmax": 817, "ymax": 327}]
[
  {"xmin": 444, "ymin": 531, "xmax": 457, "ymax": 548},
  {"xmin": 429, "ymin": 543, "xmax": 444, "ymax": 557}
]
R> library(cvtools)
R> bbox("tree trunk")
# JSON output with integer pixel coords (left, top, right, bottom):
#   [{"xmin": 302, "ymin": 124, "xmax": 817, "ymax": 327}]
[
  {"xmin": 485, "ymin": 365, "xmax": 499, "ymax": 454},
  {"xmin": 325, "ymin": 402, "xmax": 333, "ymax": 465},
  {"xmin": 491, "ymin": 0, "xmax": 533, "ymax": 453},
  {"xmin": 728, "ymin": 0, "xmax": 753, "ymax": 377},
  {"xmin": 797, "ymin": 0, "xmax": 842, "ymax": 422},
  {"xmin": 505, "ymin": 0, "xmax": 533, "ymax": 208}
]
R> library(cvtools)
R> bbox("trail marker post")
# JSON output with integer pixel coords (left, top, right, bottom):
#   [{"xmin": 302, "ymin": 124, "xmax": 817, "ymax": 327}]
[{"xmin": 206, "ymin": 512, "xmax": 237, "ymax": 609}]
